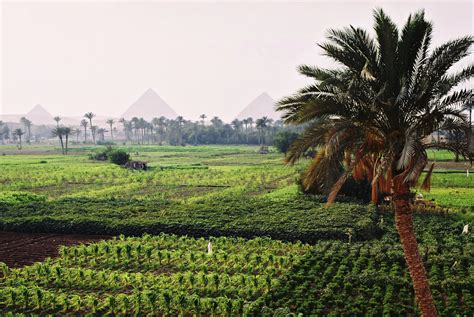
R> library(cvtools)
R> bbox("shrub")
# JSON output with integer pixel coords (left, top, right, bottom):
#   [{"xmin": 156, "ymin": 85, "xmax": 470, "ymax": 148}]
[
  {"xmin": 109, "ymin": 150, "xmax": 130, "ymax": 165},
  {"xmin": 273, "ymin": 131, "xmax": 299, "ymax": 154},
  {"xmin": 301, "ymin": 175, "xmax": 372, "ymax": 203},
  {"xmin": 89, "ymin": 146, "xmax": 114, "ymax": 161}
]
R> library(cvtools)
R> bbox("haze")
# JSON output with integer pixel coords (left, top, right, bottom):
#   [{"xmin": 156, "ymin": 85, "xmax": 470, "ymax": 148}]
[{"xmin": 1, "ymin": 1, "xmax": 472, "ymax": 121}]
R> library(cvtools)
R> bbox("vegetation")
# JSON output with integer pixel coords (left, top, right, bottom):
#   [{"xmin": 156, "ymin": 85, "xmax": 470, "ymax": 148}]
[
  {"xmin": 277, "ymin": 9, "xmax": 473, "ymax": 315},
  {"xmin": 0, "ymin": 146, "xmax": 378, "ymax": 242},
  {"xmin": 1, "ymin": 214, "xmax": 472, "ymax": 315},
  {"xmin": 109, "ymin": 149, "xmax": 130, "ymax": 166},
  {"xmin": 0, "ymin": 234, "xmax": 311, "ymax": 315},
  {"xmin": 263, "ymin": 214, "xmax": 473, "ymax": 316},
  {"xmin": 273, "ymin": 131, "xmax": 299, "ymax": 154}
]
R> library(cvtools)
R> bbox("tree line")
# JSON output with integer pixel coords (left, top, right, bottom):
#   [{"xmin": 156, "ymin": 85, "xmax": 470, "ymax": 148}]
[
  {"xmin": 0, "ymin": 112, "xmax": 302, "ymax": 154},
  {"xmin": 1, "ymin": 103, "xmax": 471, "ymax": 156}
]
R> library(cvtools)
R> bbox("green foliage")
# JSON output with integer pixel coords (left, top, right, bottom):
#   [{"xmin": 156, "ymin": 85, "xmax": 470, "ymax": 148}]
[
  {"xmin": 273, "ymin": 131, "xmax": 299, "ymax": 154},
  {"xmin": 0, "ymin": 192, "xmax": 47, "ymax": 205},
  {"xmin": 0, "ymin": 195, "xmax": 379, "ymax": 243},
  {"xmin": 258, "ymin": 214, "xmax": 474, "ymax": 316},
  {"xmin": 0, "ymin": 146, "xmax": 379, "ymax": 242},
  {"xmin": 0, "ymin": 234, "xmax": 311, "ymax": 315},
  {"xmin": 109, "ymin": 150, "xmax": 130, "ymax": 166}
]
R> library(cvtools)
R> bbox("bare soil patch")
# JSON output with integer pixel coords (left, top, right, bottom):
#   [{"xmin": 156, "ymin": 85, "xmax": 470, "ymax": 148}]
[{"xmin": 0, "ymin": 231, "xmax": 109, "ymax": 267}]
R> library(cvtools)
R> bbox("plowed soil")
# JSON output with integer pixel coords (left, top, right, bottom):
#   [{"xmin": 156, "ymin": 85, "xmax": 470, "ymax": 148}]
[{"xmin": 0, "ymin": 231, "xmax": 109, "ymax": 267}]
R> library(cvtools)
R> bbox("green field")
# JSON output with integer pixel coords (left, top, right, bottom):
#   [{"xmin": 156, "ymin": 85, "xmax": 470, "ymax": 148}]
[
  {"xmin": 0, "ymin": 145, "xmax": 473, "ymax": 315},
  {"xmin": 0, "ymin": 146, "xmax": 378, "ymax": 242},
  {"xmin": 419, "ymin": 170, "xmax": 474, "ymax": 213}
]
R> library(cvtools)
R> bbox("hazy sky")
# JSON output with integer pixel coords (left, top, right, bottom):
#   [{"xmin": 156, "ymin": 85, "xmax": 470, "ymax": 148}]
[{"xmin": 1, "ymin": 0, "xmax": 473, "ymax": 121}]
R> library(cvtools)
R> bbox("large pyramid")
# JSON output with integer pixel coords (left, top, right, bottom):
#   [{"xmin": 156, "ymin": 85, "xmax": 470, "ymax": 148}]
[
  {"xmin": 121, "ymin": 89, "xmax": 178, "ymax": 120},
  {"xmin": 25, "ymin": 104, "xmax": 54, "ymax": 125},
  {"xmin": 235, "ymin": 92, "xmax": 280, "ymax": 121}
]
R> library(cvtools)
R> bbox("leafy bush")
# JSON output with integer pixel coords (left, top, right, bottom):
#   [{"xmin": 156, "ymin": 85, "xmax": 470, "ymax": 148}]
[
  {"xmin": 109, "ymin": 150, "xmax": 130, "ymax": 165},
  {"xmin": 89, "ymin": 146, "xmax": 114, "ymax": 161},
  {"xmin": 273, "ymin": 131, "xmax": 299, "ymax": 153}
]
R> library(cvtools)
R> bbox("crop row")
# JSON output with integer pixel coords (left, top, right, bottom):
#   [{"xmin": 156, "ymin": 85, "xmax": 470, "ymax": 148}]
[{"xmin": 0, "ymin": 233, "xmax": 309, "ymax": 315}]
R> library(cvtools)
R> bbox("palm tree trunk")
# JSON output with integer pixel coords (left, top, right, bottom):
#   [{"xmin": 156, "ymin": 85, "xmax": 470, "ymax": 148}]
[
  {"xmin": 393, "ymin": 184, "xmax": 437, "ymax": 317},
  {"xmin": 59, "ymin": 136, "xmax": 64, "ymax": 155}
]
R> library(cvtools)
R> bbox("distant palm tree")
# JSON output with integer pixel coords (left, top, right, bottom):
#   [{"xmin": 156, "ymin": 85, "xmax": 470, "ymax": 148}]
[
  {"xmin": 74, "ymin": 128, "xmax": 81, "ymax": 143},
  {"xmin": 176, "ymin": 116, "xmax": 185, "ymax": 145},
  {"xmin": 277, "ymin": 9, "xmax": 472, "ymax": 316},
  {"xmin": 80, "ymin": 119, "xmax": 88, "ymax": 143},
  {"xmin": 53, "ymin": 116, "xmax": 61, "ymax": 127},
  {"xmin": 119, "ymin": 118, "xmax": 132, "ymax": 143},
  {"xmin": 97, "ymin": 128, "xmax": 106, "ymax": 142},
  {"xmin": 90, "ymin": 126, "xmax": 98, "ymax": 144},
  {"xmin": 52, "ymin": 127, "xmax": 65, "ymax": 155},
  {"xmin": 154, "ymin": 117, "xmax": 167, "ymax": 144},
  {"xmin": 13, "ymin": 128, "xmax": 24, "ymax": 149},
  {"xmin": 0, "ymin": 121, "xmax": 9, "ymax": 145},
  {"xmin": 20, "ymin": 117, "xmax": 32, "ymax": 143},
  {"xmin": 84, "ymin": 112, "xmax": 96, "ymax": 144},
  {"xmin": 63, "ymin": 127, "xmax": 71, "ymax": 154},
  {"xmin": 106, "ymin": 119, "xmax": 115, "ymax": 140},
  {"xmin": 246, "ymin": 117, "xmax": 254, "ymax": 130},
  {"xmin": 255, "ymin": 117, "xmax": 269, "ymax": 145},
  {"xmin": 199, "ymin": 114, "xmax": 207, "ymax": 125}
]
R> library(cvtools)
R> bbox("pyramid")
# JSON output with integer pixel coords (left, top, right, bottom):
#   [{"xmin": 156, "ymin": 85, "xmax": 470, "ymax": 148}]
[
  {"xmin": 121, "ymin": 89, "xmax": 178, "ymax": 120},
  {"xmin": 235, "ymin": 92, "xmax": 280, "ymax": 121},
  {"xmin": 25, "ymin": 104, "xmax": 54, "ymax": 125}
]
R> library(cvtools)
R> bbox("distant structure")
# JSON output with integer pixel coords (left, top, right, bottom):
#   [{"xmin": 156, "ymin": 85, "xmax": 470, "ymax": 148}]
[
  {"xmin": 235, "ymin": 92, "xmax": 281, "ymax": 121},
  {"xmin": 121, "ymin": 88, "xmax": 178, "ymax": 120},
  {"xmin": 25, "ymin": 104, "xmax": 54, "ymax": 125}
]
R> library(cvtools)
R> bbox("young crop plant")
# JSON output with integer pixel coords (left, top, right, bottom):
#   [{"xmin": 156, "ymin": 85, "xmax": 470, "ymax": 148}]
[{"xmin": 0, "ymin": 233, "xmax": 310, "ymax": 315}]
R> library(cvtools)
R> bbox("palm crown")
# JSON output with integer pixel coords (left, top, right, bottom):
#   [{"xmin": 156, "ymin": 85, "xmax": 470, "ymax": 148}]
[{"xmin": 278, "ymin": 9, "xmax": 473, "ymax": 203}]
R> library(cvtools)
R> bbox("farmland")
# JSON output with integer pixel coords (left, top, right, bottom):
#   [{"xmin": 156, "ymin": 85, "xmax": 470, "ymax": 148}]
[
  {"xmin": 0, "ymin": 146, "xmax": 378, "ymax": 242},
  {"xmin": 0, "ymin": 145, "xmax": 473, "ymax": 315}
]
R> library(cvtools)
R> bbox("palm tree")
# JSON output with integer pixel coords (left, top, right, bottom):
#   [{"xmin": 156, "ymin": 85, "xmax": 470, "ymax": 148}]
[
  {"xmin": 80, "ymin": 119, "xmax": 88, "ymax": 143},
  {"xmin": 200, "ymin": 114, "xmax": 207, "ymax": 125},
  {"xmin": 0, "ymin": 122, "xmax": 9, "ymax": 145},
  {"xmin": 277, "ymin": 9, "xmax": 472, "ymax": 316},
  {"xmin": 63, "ymin": 127, "xmax": 71, "ymax": 154},
  {"xmin": 106, "ymin": 119, "xmax": 115, "ymax": 140},
  {"xmin": 119, "ymin": 118, "xmax": 130, "ymax": 143},
  {"xmin": 84, "ymin": 112, "xmax": 96, "ymax": 144},
  {"xmin": 90, "ymin": 126, "xmax": 98, "ymax": 143},
  {"xmin": 20, "ymin": 117, "xmax": 32, "ymax": 143},
  {"xmin": 13, "ymin": 128, "xmax": 24, "ymax": 149},
  {"xmin": 74, "ymin": 128, "xmax": 81, "ymax": 143},
  {"xmin": 255, "ymin": 117, "xmax": 268, "ymax": 145},
  {"xmin": 53, "ymin": 116, "xmax": 61, "ymax": 127},
  {"xmin": 52, "ymin": 127, "xmax": 65, "ymax": 154},
  {"xmin": 97, "ymin": 128, "xmax": 106, "ymax": 142},
  {"xmin": 176, "ymin": 116, "xmax": 185, "ymax": 145}
]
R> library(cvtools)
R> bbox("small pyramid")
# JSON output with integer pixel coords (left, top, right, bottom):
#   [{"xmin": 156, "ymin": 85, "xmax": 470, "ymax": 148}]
[
  {"xmin": 235, "ymin": 92, "xmax": 280, "ymax": 120},
  {"xmin": 25, "ymin": 104, "xmax": 54, "ymax": 125},
  {"xmin": 121, "ymin": 89, "xmax": 178, "ymax": 120}
]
